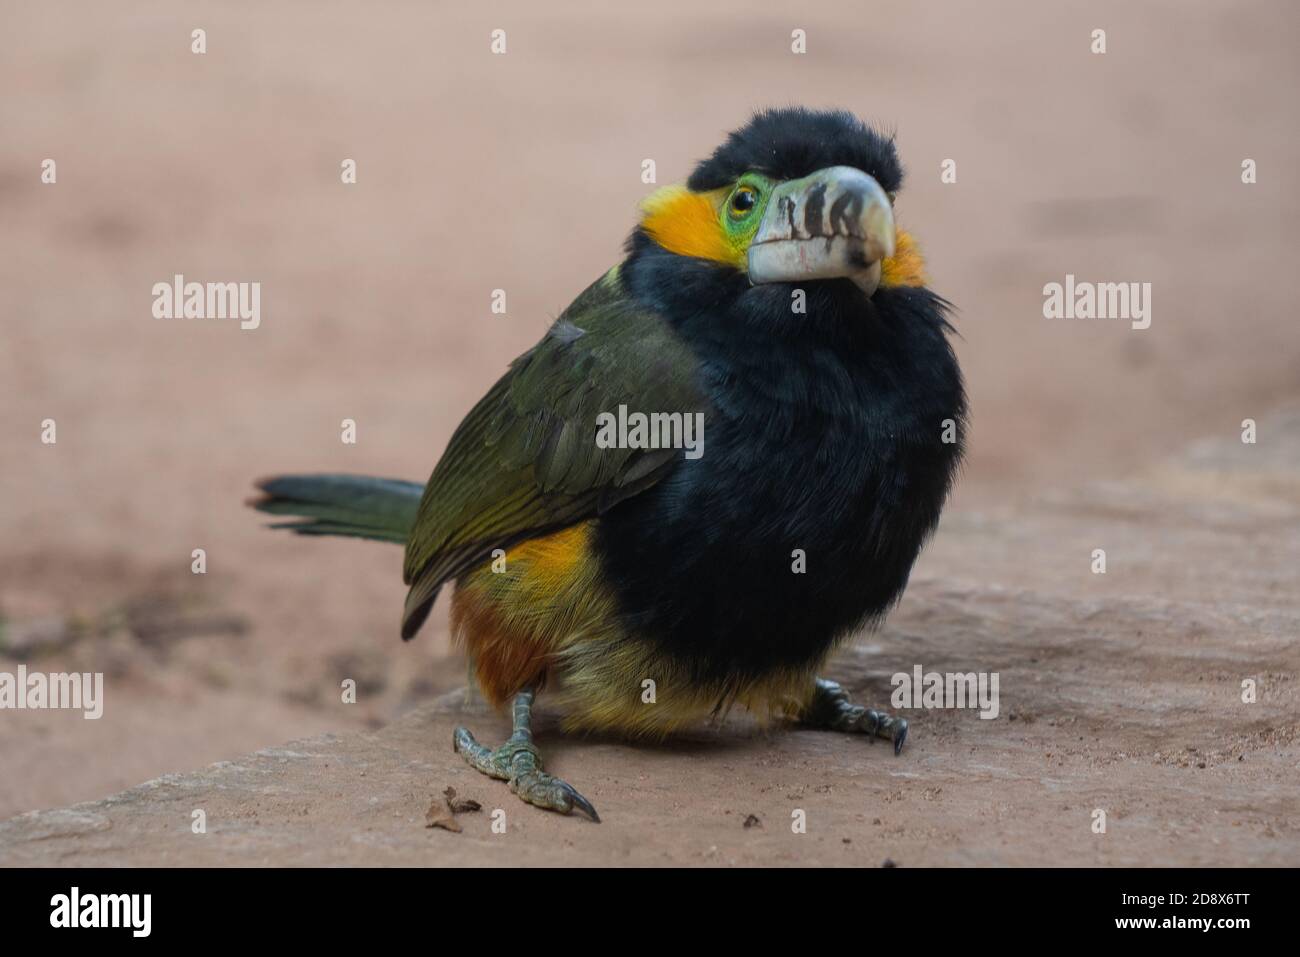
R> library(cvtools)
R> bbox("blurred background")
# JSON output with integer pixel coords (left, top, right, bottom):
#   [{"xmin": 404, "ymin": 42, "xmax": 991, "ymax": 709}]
[{"xmin": 1, "ymin": 0, "xmax": 1296, "ymax": 819}]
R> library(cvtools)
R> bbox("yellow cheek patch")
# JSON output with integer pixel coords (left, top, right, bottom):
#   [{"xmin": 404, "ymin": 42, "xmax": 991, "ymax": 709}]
[
  {"xmin": 881, "ymin": 228, "xmax": 928, "ymax": 288},
  {"xmin": 640, "ymin": 185, "xmax": 744, "ymax": 268}
]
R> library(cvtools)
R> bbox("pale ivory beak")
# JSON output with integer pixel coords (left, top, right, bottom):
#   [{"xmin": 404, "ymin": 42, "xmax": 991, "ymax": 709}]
[{"xmin": 747, "ymin": 166, "xmax": 896, "ymax": 296}]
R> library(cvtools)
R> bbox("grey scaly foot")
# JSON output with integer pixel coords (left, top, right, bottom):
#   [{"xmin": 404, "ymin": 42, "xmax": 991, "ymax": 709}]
[
  {"xmin": 452, "ymin": 688, "xmax": 599, "ymax": 822},
  {"xmin": 801, "ymin": 677, "xmax": 909, "ymax": 755}
]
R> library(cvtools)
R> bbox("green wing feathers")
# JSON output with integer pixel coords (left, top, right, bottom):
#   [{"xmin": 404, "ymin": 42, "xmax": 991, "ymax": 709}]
[{"xmin": 399, "ymin": 269, "xmax": 704, "ymax": 640}]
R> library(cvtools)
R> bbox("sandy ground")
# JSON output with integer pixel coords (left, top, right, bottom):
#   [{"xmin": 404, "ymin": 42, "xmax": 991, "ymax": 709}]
[
  {"xmin": 1, "ymin": 1, "xmax": 1298, "ymax": 863},
  {"xmin": 2, "ymin": 418, "xmax": 1296, "ymax": 865}
]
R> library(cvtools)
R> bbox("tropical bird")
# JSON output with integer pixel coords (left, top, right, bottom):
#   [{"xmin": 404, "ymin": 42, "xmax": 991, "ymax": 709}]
[{"xmin": 250, "ymin": 108, "xmax": 966, "ymax": 822}]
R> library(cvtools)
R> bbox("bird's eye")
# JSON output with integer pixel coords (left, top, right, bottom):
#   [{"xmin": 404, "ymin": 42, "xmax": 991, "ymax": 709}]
[{"xmin": 729, "ymin": 186, "xmax": 758, "ymax": 217}]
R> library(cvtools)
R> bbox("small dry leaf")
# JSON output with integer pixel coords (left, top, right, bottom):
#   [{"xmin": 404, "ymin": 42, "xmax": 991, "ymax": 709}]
[
  {"xmin": 425, "ymin": 800, "xmax": 461, "ymax": 832},
  {"xmin": 442, "ymin": 786, "xmax": 482, "ymax": 814}
]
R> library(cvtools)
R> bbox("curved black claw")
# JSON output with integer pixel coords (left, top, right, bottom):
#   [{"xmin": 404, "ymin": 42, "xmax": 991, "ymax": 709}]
[
  {"xmin": 892, "ymin": 717, "xmax": 909, "ymax": 755},
  {"xmin": 510, "ymin": 767, "xmax": 600, "ymax": 822},
  {"xmin": 553, "ymin": 779, "xmax": 600, "ymax": 822},
  {"xmin": 804, "ymin": 677, "xmax": 911, "ymax": 756},
  {"xmin": 567, "ymin": 786, "xmax": 601, "ymax": 823},
  {"xmin": 858, "ymin": 708, "xmax": 909, "ymax": 754}
]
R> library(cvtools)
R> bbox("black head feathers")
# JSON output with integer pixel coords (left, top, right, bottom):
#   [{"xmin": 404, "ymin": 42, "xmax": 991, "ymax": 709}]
[{"xmin": 687, "ymin": 107, "xmax": 903, "ymax": 195}]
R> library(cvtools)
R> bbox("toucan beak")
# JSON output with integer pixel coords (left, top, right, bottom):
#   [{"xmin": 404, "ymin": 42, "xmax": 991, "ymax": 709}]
[{"xmin": 747, "ymin": 166, "xmax": 896, "ymax": 297}]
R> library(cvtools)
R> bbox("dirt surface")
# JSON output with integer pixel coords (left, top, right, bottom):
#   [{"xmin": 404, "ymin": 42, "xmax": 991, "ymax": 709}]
[
  {"xmin": 2, "ymin": 416, "xmax": 1297, "ymax": 865},
  {"xmin": 1, "ymin": 1, "xmax": 1298, "ymax": 863}
]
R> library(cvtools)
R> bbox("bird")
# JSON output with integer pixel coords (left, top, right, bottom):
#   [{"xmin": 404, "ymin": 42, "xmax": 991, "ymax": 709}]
[{"xmin": 250, "ymin": 107, "xmax": 967, "ymax": 823}]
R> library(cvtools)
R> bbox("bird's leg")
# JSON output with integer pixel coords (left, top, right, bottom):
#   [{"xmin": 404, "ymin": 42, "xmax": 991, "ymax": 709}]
[
  {"xmin": 452, "ymin": 687, "xmax": 599, "ymax": 822},
  {"xmin": 800, "ymin": 677, "xmax": 909, "ymax": 755}
]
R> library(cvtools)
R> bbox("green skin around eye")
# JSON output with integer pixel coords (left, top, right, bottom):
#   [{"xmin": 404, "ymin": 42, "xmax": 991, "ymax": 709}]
[{"xmin": 721, "ymin": 173, "xmax": 775, "ymax": 249}]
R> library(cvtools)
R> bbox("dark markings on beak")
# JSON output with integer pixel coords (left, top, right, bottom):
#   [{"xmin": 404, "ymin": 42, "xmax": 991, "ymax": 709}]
[
  {"xmin": 747, "ymin": 167, "xmax": 894, "ymax": 293},
  {"xmin": 780, "ymin": 195, "xmax": 797, "ymax": 235},
  {"xmin": 803, "ymin": 183, "xmax": 828, "ymax": 239},
  {"xmin": 829, "ymin": 191, "xmax": 866, "ymax": 241}
]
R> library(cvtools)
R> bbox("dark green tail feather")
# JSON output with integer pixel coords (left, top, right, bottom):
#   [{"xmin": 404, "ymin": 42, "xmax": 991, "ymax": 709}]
[{"xmin": 250, "ymin": 474, "xmax": 422, "ymax": 545}]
